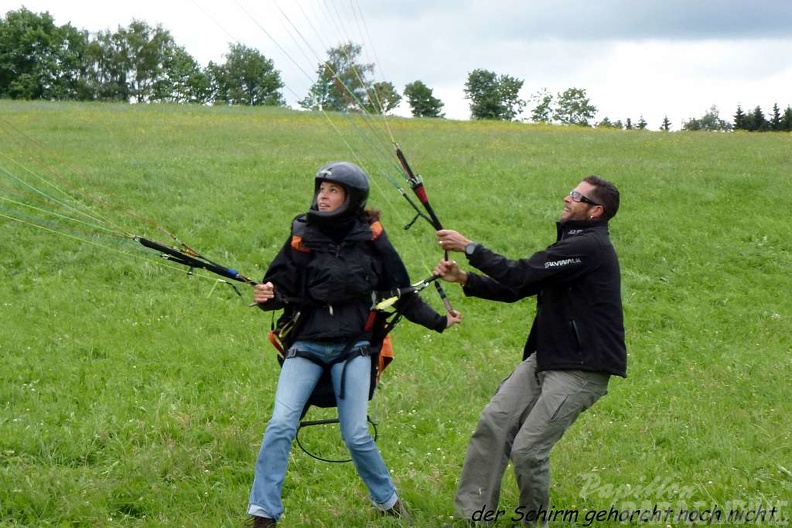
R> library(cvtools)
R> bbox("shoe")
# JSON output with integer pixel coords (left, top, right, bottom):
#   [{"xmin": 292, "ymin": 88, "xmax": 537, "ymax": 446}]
[
  {"xmin": 384, "ymin": 499, "xmax": 412, "ymax": 521},
  {"xmin": 248, "ymin": 515, "xmax": 276, "ymax": 527}
]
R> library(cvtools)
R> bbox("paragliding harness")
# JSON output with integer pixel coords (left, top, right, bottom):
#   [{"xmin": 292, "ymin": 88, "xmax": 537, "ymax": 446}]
[{"xmin": 266, "ymin": 217, "xmax": 400, "ymax": 462}]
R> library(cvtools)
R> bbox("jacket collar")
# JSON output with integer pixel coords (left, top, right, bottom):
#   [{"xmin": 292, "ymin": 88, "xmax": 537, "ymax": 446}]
[
  {"xmin": 556, "ymin": 219, "xmax": 608, "ymax": 240},
  {"xmin": 303, "ymin": 215, "xmax": 373, "ymax": 245}
]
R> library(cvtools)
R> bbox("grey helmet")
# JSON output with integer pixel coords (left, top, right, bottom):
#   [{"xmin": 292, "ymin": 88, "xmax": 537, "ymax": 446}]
[{"xmin": 308, "ymin": 161, "xmax": 370, "ymax": 222}]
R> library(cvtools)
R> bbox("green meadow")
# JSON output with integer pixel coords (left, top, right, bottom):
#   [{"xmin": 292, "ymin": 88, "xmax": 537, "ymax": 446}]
[{"xmin": 0, "ymin": 101, "xmax": 790, "ymax": 527}]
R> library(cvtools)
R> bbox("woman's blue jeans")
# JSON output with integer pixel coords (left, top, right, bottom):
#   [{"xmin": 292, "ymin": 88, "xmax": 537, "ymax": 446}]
[{"xmin": 247, "ymin": 340, "xmax": 398, "ymax": 520}]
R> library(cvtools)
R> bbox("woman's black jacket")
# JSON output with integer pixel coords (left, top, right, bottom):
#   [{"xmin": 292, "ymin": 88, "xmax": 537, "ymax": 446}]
[{"xmin": 259, "ymin": 214, "xmax": 447, "ymax": 344}]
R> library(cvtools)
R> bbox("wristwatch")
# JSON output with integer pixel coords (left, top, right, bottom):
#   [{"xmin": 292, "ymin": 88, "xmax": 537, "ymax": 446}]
[{"xmin": 464, "ymin": 242, "xmax": 478, "ymax": 258}]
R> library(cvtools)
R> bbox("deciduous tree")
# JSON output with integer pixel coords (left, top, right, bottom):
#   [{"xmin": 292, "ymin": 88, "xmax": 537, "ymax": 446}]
[
  {"xmin": 464, "ymin": 69, "xmax": 525, "ymax": 121},
  {"xmin": 208, "ymin": 43, "xmax": 285, "ymax": 106},
  {"xmin": 300, "ymin": 42, "xmax": 373, "ymax": 112},
  {"xmin": 553, "ymin": 88, "xmax": 596, "ymax": 126},
  {"xmin": 404, "ymin": 80, "xmax": 444, "ymax": 118},
  {"xmin": 529, "ymin": 88, "xmax": 553, "ymax": 123},
  {"xmin": 123, "ymin": 21, "xmax": 175, "ymax": 103},
  {"xmin": 154, "ymin": 45, "xmax": 209, "ymax": 104},
  {"xmin": 0, "ymin": 8, "xmax": 89, "ymax": 100},
  {"xmin": 682, "ymin": 105, "xmax": 731, "ymax": 131},
  {"xmin": 370, "ymin": 81, "xmax": 401, "ymax": 114}
]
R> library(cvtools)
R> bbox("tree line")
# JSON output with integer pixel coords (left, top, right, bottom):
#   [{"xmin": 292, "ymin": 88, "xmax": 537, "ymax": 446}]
[
  {"xmin": 680, "ymin": 104, "xmax": 792, "ymax": 132},
  {"xmin": 1, "ymin": 8, "xmax": 789, "ymax": 132},
  {"xmin": 0, "ymin": 9, "xmax": 432, "ymax": 114}
]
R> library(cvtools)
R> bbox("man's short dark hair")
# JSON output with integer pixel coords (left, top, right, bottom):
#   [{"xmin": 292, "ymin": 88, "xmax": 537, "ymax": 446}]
[{"xmin": 584, "ymin": 175, "xmax": 619, "ymax": 220}]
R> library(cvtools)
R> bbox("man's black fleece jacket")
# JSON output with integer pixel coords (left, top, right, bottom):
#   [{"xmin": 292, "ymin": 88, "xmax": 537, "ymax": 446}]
[{"xmin": 463, "ymin": 219, "xmax": 627, "ymax": 378}]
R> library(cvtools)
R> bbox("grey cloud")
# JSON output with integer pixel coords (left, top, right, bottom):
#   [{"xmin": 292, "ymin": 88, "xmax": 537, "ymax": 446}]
[{"xmin": 361, "ymin": 0, "xmax": 792, "ymax": 41}]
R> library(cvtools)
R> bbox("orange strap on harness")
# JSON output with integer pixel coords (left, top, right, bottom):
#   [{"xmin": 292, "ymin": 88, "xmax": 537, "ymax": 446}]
[{"xmin": 268, "ymin": 329, "xmax": 285, "ymax": 356}]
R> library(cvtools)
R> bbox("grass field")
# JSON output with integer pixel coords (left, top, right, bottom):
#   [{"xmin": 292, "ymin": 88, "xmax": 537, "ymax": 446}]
[{"xmin": 1, "ymin": 101, "xmax": 790, "ymax": 527}]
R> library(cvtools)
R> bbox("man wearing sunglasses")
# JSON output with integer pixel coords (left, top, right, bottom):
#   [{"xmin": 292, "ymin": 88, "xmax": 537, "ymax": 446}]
[{"xmin": 435, "ymin": 175, "xmax": 626, "ymax": 526}]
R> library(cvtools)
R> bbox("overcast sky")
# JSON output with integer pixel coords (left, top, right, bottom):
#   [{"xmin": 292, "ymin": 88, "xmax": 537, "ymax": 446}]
[{"xmin": 6, "ymin": 0, "xmax": 792, "ymax": 129}]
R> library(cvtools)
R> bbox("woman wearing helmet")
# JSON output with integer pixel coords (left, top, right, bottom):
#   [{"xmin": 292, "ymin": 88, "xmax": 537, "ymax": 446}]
[{"xmin": 247, "ymin": 161, "xmax": 462, "ymax": 526}]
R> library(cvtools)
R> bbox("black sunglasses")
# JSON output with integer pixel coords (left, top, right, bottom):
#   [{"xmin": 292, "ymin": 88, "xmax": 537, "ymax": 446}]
[{"xmin": 569, "ymin": 190, "xmax": 601, "ymax": 206}]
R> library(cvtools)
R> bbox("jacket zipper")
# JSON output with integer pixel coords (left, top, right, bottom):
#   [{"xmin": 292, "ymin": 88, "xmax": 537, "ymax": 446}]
[{"xmin": 570, "ymin": 319, "xmax": 585, "ymax": 364}]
